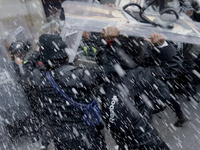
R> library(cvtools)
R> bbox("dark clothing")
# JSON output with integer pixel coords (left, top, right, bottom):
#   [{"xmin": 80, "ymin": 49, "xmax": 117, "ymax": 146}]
[
  {"xmin": 97, "ymin": 36, "xmax": 182, "ymax": 79},
  {"xmin": 94, "ymin": 37, "xmax": 174, "ymax": 149},
  {"xmin": 96, "ymin": 36, "xmax": 183, "ymax": 149},
  {"xmin": 22, "ymin": 58, "xmax": 116, "ymax": 149},
  {"xmin": 78, "ymin": 33, "xmax": 102, "ymax": 61},
  {"xmin": 54, "ymin": 128, "xmax": 105, "ymax": 150},
  {"xmin": 159, "ymin": 0, "xmax": 165, "ymax": 11},
  {"xmin": 102, "ymin": 77, "xmax": 169, "ymax": 150},
  {"xmin": 22, "ymin": 43, "xmax": 170, "ymax": 150},
  {"xmin": 96, "ymin": 36, "xmax": 182, "ymax": 94}
]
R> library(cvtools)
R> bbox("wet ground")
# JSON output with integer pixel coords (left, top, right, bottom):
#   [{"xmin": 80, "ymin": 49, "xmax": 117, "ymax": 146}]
[
  {"xmin": 152, "ymin": 86, "xmax": 200, "ymax": 150},
  {"xmin": 6, "ymin": 84, "xmax": 199, "ymax": 150}
]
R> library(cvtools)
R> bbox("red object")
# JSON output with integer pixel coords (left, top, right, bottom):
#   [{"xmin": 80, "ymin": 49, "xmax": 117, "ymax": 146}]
[
  {"xmin": 105, "ymin": 40, "xmax": 113, "ymax": 47},
  {"xmin": 38, "ymin": 61, "xmax": 43, "ymax": 66}
]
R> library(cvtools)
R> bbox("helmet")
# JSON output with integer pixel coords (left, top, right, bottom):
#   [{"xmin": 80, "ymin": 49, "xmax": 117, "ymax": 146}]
[
  {"xmin": 180, "ymin": 1, "xmax": 194, "ymax": 16},
  {"xmin": 10, "ymin": 41, "xmax": 26, "ymax": 56}
]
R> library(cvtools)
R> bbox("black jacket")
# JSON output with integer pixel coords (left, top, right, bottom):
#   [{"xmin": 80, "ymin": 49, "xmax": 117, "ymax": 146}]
[
  {"xmin": 95, "ymin": 36, "xmax": 179, "ymax": 149},
  {"xmin": 97, "ymin": 36, "xmax": 182, "ymax": 80},
  {"xmin": 21, "ymin": 56, "xmax": 116, "ymax": 149},
  {"xmin": 102, "ymin": 80, "xmax": 168, "ymax": 149}
]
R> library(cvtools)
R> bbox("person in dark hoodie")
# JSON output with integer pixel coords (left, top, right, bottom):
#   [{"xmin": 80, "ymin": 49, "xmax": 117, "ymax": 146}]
[
  {"xmin": 21, "ymin": 34, "xmax": 112, "ymax": 150},
  {"xmin": 97, "ymin": 26, "xmax": 188, "ymax": 128},
  {"xmin": 21, "ymin": 33, "xmax": 170, "ymax": 150}
]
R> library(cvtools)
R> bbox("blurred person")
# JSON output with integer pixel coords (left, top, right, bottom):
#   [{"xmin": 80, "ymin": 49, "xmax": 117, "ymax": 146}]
[
  {"xmin": 77, "ymin": 31, "xmax": 103, "ymax": 61},
  {"xmin": 3, "ymin": 40, "xmax": 38, "ymax": 143},
  {"xmin": 22, "ymin": 42, "xmax": 53, "ymax": 150},
  {"xmin": 191, "ymin": 0, "xmax": 200, "ymax": 22},
  {"xmin": 172, "ymin": 0, "xmax": 200, "ymax": 103},
  {"xmin": 21, "ymin": 34, "xmax": 110, "ymax": 150},
  {"xmin": 180, "ymin": 0, "xmax": 194, "ymax": 17},
  {"xmin": 4, "ymin": 40, "xmax": 31, "ymax": 76},
  {"xmin": 21, "ymin": 33, "xmax": 170, "ymax": 150},
  {"xmin": 156, "ymin": 0, "xmax": 165, "ymax": 12},
  {"xmin": 98, "ymin": 26, "xmax": 188, "ymax": 128},
  {"xmin": 95, "ymin": 27, "xmax": 171, "ymax": 149}
]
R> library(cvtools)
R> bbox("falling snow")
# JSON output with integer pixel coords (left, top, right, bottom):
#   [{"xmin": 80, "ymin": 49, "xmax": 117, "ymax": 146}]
[{"xmin": 0, "ymin": 0, "xmax": 200, "ymax": 150}]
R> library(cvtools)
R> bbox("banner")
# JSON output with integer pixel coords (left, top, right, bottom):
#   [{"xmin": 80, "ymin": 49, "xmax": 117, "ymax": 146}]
[{"xmin": 0, "ymin": 42, "xmax": 30, "ymax": 124}]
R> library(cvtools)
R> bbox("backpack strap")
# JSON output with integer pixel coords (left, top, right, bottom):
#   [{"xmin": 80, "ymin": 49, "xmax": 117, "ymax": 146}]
[
  {"xmin": 45, "ymin": 71, "xmax": 87, "ymax": 110},
  {"xmin": 46, "ymin": 71, "xmax": 104, "ymax": 127}
]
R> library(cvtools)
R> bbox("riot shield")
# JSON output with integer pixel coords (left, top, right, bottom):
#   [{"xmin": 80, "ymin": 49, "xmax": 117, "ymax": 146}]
[
  {"xmin": 0, "ymin": 41, "xmax": 31, "ymax": 124},
  {"xmin": 0, "ymin": 21, "xmax": 6, "ymax": 39},
  {"xmin": 116, "ymin": 0, "xmax": 146, "ymax": 8},
  {"xmin": 61, "ymin": 0, "xmax": 98, "ymax": 62},
  {"xmin": 0, "ymin": 39, "xmax": 31, "ymax": 149},
  {"xmin": 4, "ymin": 15, "xmax": 34, "ymax": 45},
  {"xmin": 40, "ymin": 20, "xmax": 57, "ymax": 35},
  {"xmin": 61, "ymin": 1, "xmax": 200, "ymax": 45},
  {"xmin": 40, "ymin": 9, "xmax": 62, "ymax": 35}
]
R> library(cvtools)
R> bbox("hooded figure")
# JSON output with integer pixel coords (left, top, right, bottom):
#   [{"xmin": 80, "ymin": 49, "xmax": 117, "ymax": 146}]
[
  {"xmin": 39, "ymin": 34, "xmax": 68, "ymax": 63},
  {"xmin": 21, "ymin": 34, "xmax": 113, "ymax": 150}
]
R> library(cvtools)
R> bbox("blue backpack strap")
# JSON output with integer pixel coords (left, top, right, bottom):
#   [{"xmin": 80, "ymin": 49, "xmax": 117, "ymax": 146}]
[
  {"xmin": 82, "ymin": 100, "xmax": 103, "ymax": 126},
  {"xmin": 46, "ymin": 71, "xmax": 103, "ymax": 127},
  {"xmin": 45, "ymin": 71, "xmax": 87, "ymax": 110}
]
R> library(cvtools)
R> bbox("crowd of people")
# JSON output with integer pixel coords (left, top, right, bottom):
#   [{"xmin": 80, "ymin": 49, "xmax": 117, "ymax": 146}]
[{"xmin": 2, "ymin": 0, "xmax": 200, "ymax": 150}]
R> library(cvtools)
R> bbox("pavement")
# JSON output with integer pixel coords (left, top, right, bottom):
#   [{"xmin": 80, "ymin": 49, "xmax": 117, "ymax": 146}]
[
  {"xmin": 152, "ymin": 86, "xmax": 200, "ymax": 150},
  {"xmin": 4, "ymin": 85, "xmax": 199, "ymax": 150}
]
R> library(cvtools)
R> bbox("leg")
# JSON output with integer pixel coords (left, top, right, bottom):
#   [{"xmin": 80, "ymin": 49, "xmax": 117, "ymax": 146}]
[
  {"xmin": 104, "ymin": 80, "xmax": 169, "ymax": 150},
  {"xmin": 168, "ymin": 96, "xmax": 189, "ymax": 127},
  {"xmin": 152, "ymin": 82, "xmax": 188, "ymax": 127}
]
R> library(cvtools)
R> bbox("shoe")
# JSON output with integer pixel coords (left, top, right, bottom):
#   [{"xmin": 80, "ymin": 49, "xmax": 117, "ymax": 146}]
[{"xmin": 174, "ymin": 116, "xmax": 189, "ymax": 127}]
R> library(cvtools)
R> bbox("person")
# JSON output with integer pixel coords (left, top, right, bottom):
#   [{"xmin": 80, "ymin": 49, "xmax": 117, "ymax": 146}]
[
  {"xmin": 192, "ymin": 0, "xmax": 200, "ymax": 22},
  {"xmin": 172, "ymin": 0, "xmax": 200, "ymax": 103},
  {"xmin": 77, "ymin": 31, "xmax": 103, "ymax": 61},
  {"xmin": 97, "ymin": 26, "xmax": 188, "ymax": 127},
  {"xmin": 4, "ymin": 40, "xmax": 46, "ymax": 145},
  {"xmin": 21, "ymin": 42, "xmax": 55, "ymax": 150},
  {"xmin": 4, "ymin": 40, "xmax": 31, "ymax": 76},
  {"xmin": 156, "ymin": 0, "xmax": 165, "ymax": 12},
  {"xmin": 3, "ymin": 40, "xmax": 40, "ymax": 146},
  {"xmin": 94, "ymin": 27, "xmax": 171, "ymax": 149},
  {"xmin": 21, "ymin": 33, "xmax": 170, "ymax": 150},
  {"xmin": 21, "ymin": 33, "xmax": 114, "ymax": 150},
  {"xmin": 179, "ymin": 0, "xmax": 194, "ymax": 17},
  {"xmin": 0, "ymin": 40, "xmax": 31, "ymax": 150}
]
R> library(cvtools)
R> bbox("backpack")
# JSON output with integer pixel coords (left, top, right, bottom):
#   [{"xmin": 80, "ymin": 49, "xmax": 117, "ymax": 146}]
[{"xmin": 45, "ymin": 71, "xmax": 104, "ymax": 127}]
